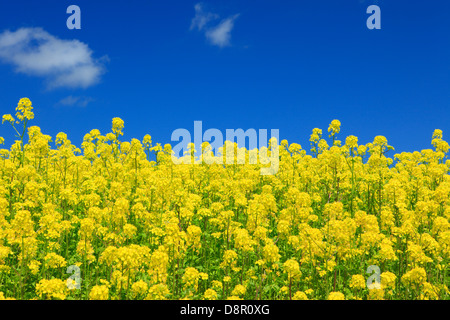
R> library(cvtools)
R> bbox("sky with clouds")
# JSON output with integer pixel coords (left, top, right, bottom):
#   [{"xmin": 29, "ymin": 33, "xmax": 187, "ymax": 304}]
[{"xmin": 0, "ymin": 0, "xmax": 449, "ymax": 155}]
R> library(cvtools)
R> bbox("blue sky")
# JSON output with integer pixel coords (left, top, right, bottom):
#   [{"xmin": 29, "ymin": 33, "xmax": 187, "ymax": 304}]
[{"xmin": 0, "ymin": 0, "xmax": 449, "ymax": 156}]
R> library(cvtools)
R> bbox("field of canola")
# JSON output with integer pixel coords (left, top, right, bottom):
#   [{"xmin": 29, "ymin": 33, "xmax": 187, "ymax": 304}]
[{"xmin": 0, "ymin": 98, "xmax": 449, "ymax": 300}]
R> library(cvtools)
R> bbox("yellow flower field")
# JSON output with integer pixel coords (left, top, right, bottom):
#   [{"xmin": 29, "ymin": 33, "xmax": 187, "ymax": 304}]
[{"xmin": 0, "ymin": 98, "xmax": 449, "ymax": 300}]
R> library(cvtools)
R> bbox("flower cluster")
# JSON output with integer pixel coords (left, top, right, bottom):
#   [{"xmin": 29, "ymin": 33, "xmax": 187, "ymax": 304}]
[{"xmin": 0, "ymin": 98, "xmax": 448, "ymax": 300}]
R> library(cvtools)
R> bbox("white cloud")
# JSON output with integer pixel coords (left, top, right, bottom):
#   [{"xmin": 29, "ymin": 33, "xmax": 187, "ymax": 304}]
[
  {"xmin": 205, "ymin": 14, "xmax": 240, "ymax": 48},
  {"xmin": 190, "ymin": 3, "xmax": 219, "ymax": 31},
  {"xmin": 190, "ymin": 3, "xmax": 239, "ymax": 48},
  {"xmin": 0, "ymin": 27, "xmax": 107, "ymax": 89},
  {"xmin": 57, "ymin": 95, "xmax": 94, "ymax": 107}
]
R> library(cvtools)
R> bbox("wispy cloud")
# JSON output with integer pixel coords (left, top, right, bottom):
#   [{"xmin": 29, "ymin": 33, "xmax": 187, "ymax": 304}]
[
  {"xmin": 205, "ymin": 14, "xmax": 240, "ymax": 48},
  {"xmin": 190, "ymin": 3, "xmax": 239, "ymax": 48},
  {"xmin": 0, "ymin": 27, "xmax": 107, "ymax": 89},
  {"xmin": 190, "ymin": 3, "xmax": 219, "ymax": 31},
  {"xmin": 56, "ymin": 95, "xmax": 94, "ymax": 108}
]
